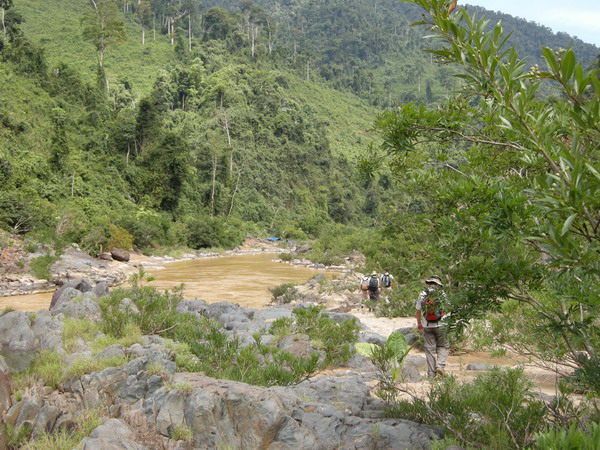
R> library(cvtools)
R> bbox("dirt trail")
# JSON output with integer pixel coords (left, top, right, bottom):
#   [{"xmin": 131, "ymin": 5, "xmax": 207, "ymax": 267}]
[{"xmin": 349, "ymin": 308, "xmax": 561, "ymax": 397}]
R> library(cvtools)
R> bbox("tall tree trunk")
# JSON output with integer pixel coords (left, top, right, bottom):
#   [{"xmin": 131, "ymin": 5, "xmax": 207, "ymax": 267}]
[
  {"xmin": 210, "ymin": 155, "xmax": 217, "ymax": 217},
  {"xmin": 188, "ymin": 14, "xmax": 192, "ymax": 51},
  {"xmin": 1, "ymin": 8, "xmax": 6, "ymax": 39},
  {"xmin": 228, "ymin": 169, "xmax": 242, "ymax": 216},
  {"xmin": 142, "ymin": 26, "xmax": 145, "ymax": 45}
]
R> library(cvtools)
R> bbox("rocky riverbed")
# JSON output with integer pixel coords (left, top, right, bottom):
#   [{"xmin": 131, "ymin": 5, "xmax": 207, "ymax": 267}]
[{"xmin": 0, "ymin": 278, "xmax": 445, "ymax": 449}]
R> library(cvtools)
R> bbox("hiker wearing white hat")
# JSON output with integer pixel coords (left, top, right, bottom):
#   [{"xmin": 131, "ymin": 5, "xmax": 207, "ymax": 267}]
[
  {"xmin": 367, "ymin": 271, "xmax": 381, "ymax": 302},
  {"xmin": 416, "ymin": 275, "xmax": 449, "ymax": 378}
]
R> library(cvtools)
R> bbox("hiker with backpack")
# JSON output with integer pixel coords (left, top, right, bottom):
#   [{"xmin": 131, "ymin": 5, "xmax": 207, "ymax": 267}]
[
  {"xmin": 358, "ymin": 274, "xmax": 370, "ymax": 300},
  {"xmin": 415, "ymin": 275, "xmax": 449, "ymax": 379},
  {"xmin": 367, "ymin": 271, "xmax": 381, "ymax": 301},
  {"xmin": 380, "ymin": 269, "xmax": 395, "ymax": 291}
]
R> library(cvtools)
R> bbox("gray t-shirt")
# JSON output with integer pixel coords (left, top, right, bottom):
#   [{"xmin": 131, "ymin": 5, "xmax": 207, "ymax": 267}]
[{"xmin": 416, "ymin": 287, "xmax": 447, "ymax": 328}]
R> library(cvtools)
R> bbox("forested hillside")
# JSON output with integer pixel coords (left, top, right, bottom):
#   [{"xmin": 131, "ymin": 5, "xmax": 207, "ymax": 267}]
[
  {"xmin": 1, "ymin": 0, "xmax": 598, "ymax": 256},
  {"xmin": 2, "ymin": 0, "xmax": 388, "ymax": 255}
]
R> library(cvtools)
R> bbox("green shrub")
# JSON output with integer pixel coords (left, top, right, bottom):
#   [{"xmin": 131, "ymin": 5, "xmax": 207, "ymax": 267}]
[
  {"xmin": 3, "ymin": 422, "xmax": 32, "ymax": 448},
  {"xmin": 31, "ymin": 350, "xmax": 64, "ymax": 389},
  {"xmin": 171, "ymin": 424, "xmax": 193, "ymax": 441},
  {"xmin": 29, "ymin": 254, "xmax": 59, "ymax": 280},
  {"xmin": 106, "ymin": 224, "xmax": 134, "ymax": 251},
  {"xmin": 279, "ymin": 253, "xmax": 294, "ymax": 262},
  {"xmin": 98, "ymin": 269, "xmax": 194, "ymax": 339},
  {"xmin": 268, "ymin": 283, "xmax": 297, "ymax": 303},
  {"xmin": 25, "ymin": 408, "xmax": 103, "ymax": 450},
  {"xmin": 535, "ymin": 422, "xmax": 600, "ymax": 450},
  {"xmin": 0, "ymin": 306, "xmax": 14, "ymax": 317},
  {"xmin": 62, "ymin": 318, "xmax": 98, "ymax": 352},
  {"xmin": 65, "ymin": 355, "xmax": 129, "ymax": 378},
  {"xmin": 90, "ymin": 324, "xmax": 143, "ymax": 354},
  {"xmin": 270, "ymin": 306, "xmax": 360, "ymax": 366},
  {"xmin": 388, "ymin": 368, "xmax": 547, "ymax": 449}
]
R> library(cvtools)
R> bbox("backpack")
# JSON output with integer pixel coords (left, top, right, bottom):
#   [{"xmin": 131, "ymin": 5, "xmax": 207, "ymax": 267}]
[
  {"xmin": 368, "ymin": 276, "xmax": 379, "ymax": 291},
  {"xmin": 360, "ymin": 278, "xmax": 369, "ymax": 291},
  {"xmin": 382, "ymin": 274, "xmax": 391, "ymax": 288},
  {"xmin": 422, "ymin": 289, "xmax": 444, "ymax": 323}
]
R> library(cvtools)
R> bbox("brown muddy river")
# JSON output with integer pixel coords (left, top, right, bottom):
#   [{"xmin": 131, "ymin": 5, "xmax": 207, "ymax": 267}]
[{"xmin": 0, "ymin": 253, "xmax": 334, "ymax": 312}]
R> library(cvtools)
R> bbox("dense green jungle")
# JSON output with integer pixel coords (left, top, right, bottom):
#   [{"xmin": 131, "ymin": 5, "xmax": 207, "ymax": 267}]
[{"xmin": 1, "ymin": 0, "xmax": 599, "ymax": 447}]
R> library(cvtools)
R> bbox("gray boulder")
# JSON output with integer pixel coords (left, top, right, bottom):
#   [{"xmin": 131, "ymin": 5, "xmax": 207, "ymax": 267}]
[
  {"xmin": 0, "ymin": 367, "xmax": 12, "ymax": 416},
  {"xmin": 49, "ymin": 279, "xmax": 92, "ymax": 310},
  {"xmin": 31, "ymin": 312, "xmax": 64, "ymax": 352},
  {"xmin": 0, "ymin": 310, "xmax": 35, "ymax": 352},
  {"xmin": 80, "ymin": 419, "xmax": 146, "ymax": 450},
  {"xmin": 358, "ymin": 331, "xmax": 386, "ymax": 346},
  {"xmin": 175, "ymin": 300, "xmax": 208, "ymax": 317},
  {"xmin": 51, "ymin": 296, "xmax": 101, "ymax": 320},
  {"xmin": 401, "ymin": 365, "xmax": 423, "ymax": 382},
  {"xmin": 93, "ymin": 281, "xmax": 110, "ymax": 298},
  {"xmin": 205, "ymin": 302, "xmax": 254, "ymax": 323},
  {"xmin": 278, "ymin": 334, "xmax": 324, "ymax": 361},
  {"xmin": 50, "ymin": 248, "xmax": 127, "ymax": 287},
  {"xmin": 466, "ymin": 362, "xmax": 498, "ymax": 371},
  {"xmin": 110, "ymin": 249, "xmax": 130, "ymax": 262},
  {"xmin": 395, "ymin": 326, "xmax": 419, "ymax": 346}
]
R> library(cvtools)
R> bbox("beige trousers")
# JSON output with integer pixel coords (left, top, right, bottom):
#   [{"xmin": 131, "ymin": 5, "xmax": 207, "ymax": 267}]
[{"xmin": 423, "ymin": 326, "xmax": 449, "ymax": 377}]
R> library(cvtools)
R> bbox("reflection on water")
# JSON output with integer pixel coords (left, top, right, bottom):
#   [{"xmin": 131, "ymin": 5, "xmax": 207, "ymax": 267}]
[{"xmin": 0, "ymin": 253, "xmax": 333, "ymax": 311}]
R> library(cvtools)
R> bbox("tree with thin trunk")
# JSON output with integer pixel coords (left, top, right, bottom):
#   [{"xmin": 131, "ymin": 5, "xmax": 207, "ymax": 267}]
[
  {"xmin": 136, "ymin": 0, "xmax": 152, "ymax": 45},
  {"xmin": 81, "ymin": 0, "xmax": 127, "ymax": 68},
  {"xmin": 0, "ymin": 0, "xmax": 13, "ymax": 41}
]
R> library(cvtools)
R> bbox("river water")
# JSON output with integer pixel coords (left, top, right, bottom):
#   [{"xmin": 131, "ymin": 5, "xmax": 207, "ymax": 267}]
[{"xmin": 0, "ymin": 253, "xmax": 333, "ymax": 312}]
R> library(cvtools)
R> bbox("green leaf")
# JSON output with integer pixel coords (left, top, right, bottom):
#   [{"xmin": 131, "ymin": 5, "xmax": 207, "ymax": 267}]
[
  {"xmin": 385, "ymin": 331, "xmax": 409, "ymax": 362},
  {"xmin": 561, "ymin": 214, "xmax": 577, "ymax": 237},
  {"xmin": 560, "ymin": 50, "xmax": 576, "ymax": 81},
  {"xmin": 355, "ymin": 343, "xmax": 378, "ymax": 358}
]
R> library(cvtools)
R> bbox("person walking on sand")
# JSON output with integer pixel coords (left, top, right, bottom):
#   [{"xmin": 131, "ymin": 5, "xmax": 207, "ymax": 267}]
[
  {"xmin": 380, "ymin": 269, "xmax": 395, "ymax": 291},
  {"xmin": 416, "ymin": 275, "xmax": 449, "ymax": 378},
  {"xmin": 367, "ymin": 271, "xmax": 381, "ymax": 302},
  {"xmin": 358, "ymin": 274, "xmax": 370, "ymax": 301}
]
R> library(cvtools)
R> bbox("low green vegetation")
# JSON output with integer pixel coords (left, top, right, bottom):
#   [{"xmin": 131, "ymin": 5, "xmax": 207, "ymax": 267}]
[
  {"xmin": 29, "ymin": 254, "xmax": 60, "ymax": 280},
  {"xmin": 391, "ymin": 369, "xmax": 547, "ymax": 449},
  {"xmin": 23, "ymin": 408, "xmax": 103, "ymax": 450},
  {"xmin": 65, "ymin": 355, "xmax": 130, "ymax": 378},
  {"xmin": 96, "ymin": 272, "xmax": 359, "ymax": 386},
  {"xmin": 268, "ymin": 282, "xmax": 297, "ymax": 303}
]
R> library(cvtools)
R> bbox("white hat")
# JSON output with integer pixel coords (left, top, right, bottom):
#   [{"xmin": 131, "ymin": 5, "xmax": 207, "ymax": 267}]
[{"xmin": 425, "ymin": 275, "xmax": 443, "ymax": 286}]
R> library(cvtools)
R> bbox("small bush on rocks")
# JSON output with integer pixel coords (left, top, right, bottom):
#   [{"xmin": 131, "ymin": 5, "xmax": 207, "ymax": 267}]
[
  {"xmin": 171, "ymin": 424, "xmax": 193, "ymax": 441},
  {"xmin": 291, "ymin": 306, "xmax": 359, "ymax": 365},
  {"xmin": 279, "ymin": 253, "xmax": 294, "ymax": 262},
  {"xmin": 269, "ymin": 282, "xmax": 297, "ymax": 302},
  {"xmin": 28, "ymin": 350, "xmax": 63, "ymax": 389},
  {"xmin": 389, "ymin": 368, "xmax": 547, "ymax": 449},
  {"xmin": 0, "ymin": 306, "xmax": 15, "ymax": 317},
  {"xmin": 29, "ymin": 254, "xmax": 59, "ymax": 280},
  {"xmin": 535, "ymin": 422, "xmax": 600, "ymax": 449},
  {"xmin": 99, "ymin": 269, "xmax": 193, "ymax": 338},
  {"xmin": 25, "ymin": 408, "xmax": 103, "ymax": 450},
  {"xmin": 91, "ymin": 324, "xmax": 143, "ymax": 354},
  {"xmin": 62, "ymin": 318, "xmax": 99, "ymax": 352},
  {"xmin": 3, "ymin": 422, "xmax": 32, "ymax": 448},
  {"xmin": 66, "ymin": 355, "xmax": 129, "ymax": 378}
]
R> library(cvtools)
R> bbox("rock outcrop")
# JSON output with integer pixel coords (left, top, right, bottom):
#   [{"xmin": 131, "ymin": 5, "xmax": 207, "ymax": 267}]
[{"xmin": 0, "ymin": 279, "xmax": 445, "ymax": 449}]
